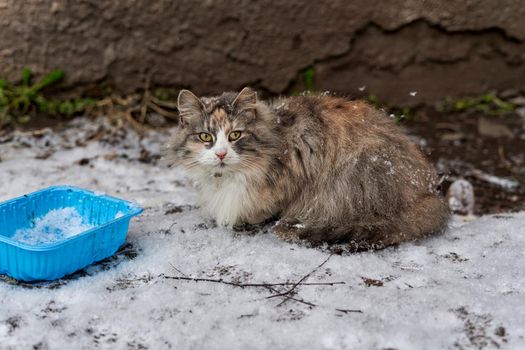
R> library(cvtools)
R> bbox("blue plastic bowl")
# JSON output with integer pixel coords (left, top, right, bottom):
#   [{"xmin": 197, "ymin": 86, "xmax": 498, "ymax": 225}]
[{"xmin": 0, "ymin": 186, "xmax": 142, "ymax": 281}]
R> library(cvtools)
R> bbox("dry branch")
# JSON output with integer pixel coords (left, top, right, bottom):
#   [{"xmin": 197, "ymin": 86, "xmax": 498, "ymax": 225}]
[
  {"xmin": 336, "ymin": 308, "xmax": 363, "ymax": 314},
  {"xmin": 162, "ymin": 255, "xmax": 360, "ymax": 312},
  {"xmin": 161, "ymin": 274, "xmax": 344, "ymax": 288},
  {"xmin": 264, "ymin": 285, "xmax": 317, "ymax": 308},
  {"xmin": 267, "ymin": 254, "xmax": 333, "ymax": 301},
  {"xmin": 91, "ymin": 83, "xmax": 180, "ymax": 132}
]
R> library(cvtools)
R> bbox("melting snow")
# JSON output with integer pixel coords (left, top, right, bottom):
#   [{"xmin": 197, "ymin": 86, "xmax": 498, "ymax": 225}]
[
  {"xmin": 447, "ymin": 179, "xmax": 475, "ymax": 215},
  {"xmin": 0, "ymin": 117, "xmax": 523, "ymax": 349},
  {"xmin": 10, "ymin": 207, "xmax": 94, "ymax": 245}
]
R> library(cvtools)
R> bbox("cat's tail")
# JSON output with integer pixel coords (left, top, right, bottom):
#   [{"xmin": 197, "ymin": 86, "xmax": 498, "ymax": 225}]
[
  {"xmin": 274, "ymin": 195, "xmax": 449, "ymax": 248},
  {"xmin": 381, "ymin": 195, "xmax": 450, "ymax": 246}
]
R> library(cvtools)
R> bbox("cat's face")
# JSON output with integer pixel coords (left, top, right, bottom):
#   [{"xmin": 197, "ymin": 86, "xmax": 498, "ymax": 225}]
[{"xmin": 168, "ymin": 88, "xmax": 277, "ymax": 179}]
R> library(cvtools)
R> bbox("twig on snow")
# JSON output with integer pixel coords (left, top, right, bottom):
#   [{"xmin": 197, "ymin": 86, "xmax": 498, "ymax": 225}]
[
  {"xmin": 267, "ymin": 254, "xmax": 334, "ymax": 302},
  {"xmin": 163, "ymin": 259, "xmax": 362, "ymax": 313},
  {"xmin": 336, "ymin": 308, "xmax": 363, "ymax": 314},
  {"xmin": 263, "ymin": 285, "xmax": 317, "ymax": 308},
  {"xmin": 161, "ymin": 274, "xmax": 343, "ymax": 288},
  {"xmin": 168, "ymin": 263, "xmax": 188, "ymax": 278}
]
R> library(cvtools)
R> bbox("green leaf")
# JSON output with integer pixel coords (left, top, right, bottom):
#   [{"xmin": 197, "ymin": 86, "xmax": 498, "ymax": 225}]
[
  {"xmin": 303, "ymin": 67, "xmax": 315, "ymax": 91},
  {"xmin": 58, "ymin": 100, "xmax": 75, "ymax": 115},
  {"xmin": 31, "ymin": 69, "xmax": 64, "ymax": 93},
  {"xmin": 21, "ymin": 68, "xmax": 32, "ymax": 86}
]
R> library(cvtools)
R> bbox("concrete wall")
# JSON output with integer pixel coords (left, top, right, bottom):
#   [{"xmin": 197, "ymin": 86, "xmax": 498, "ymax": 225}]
[{"xmin": 1, "ymin": 0, "xmax": 524, "ymax": 105}]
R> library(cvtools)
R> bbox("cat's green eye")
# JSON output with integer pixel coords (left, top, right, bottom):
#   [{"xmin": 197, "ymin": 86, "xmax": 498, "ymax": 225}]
[
  {"xmin": 198, "ymin": 132, "xmax": 213, "ymax": 142},
  {"xmin": 228, "ymin": 131, "xmax": 242, "ymax": 141}
]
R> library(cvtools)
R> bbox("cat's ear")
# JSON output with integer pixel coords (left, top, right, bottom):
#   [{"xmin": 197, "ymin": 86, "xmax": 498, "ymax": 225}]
[
  {"xmin": 232, "ymin": 87, "xmax": 257, "ymax": 111},
  {"xmin": 177, "ymin": 89, "xmax": 205, "ymax": 125}
]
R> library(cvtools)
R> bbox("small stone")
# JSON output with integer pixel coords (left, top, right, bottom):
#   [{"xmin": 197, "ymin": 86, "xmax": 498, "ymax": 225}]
[
  {"xmin": 478, "ymin": 118, "xmax": 514, "ymax": 138},
  {"xmin": 499, "ymin": 89, "xmax": 519, "ymax": 99},
  {"xmin": 76, "ymin": 158, "xmax": 90, "ymax": 166},
  {"xmin": 516, "ymin": 107, "xmax": 525, "ymax": 119},
  {"xmin": 447, "ymin": 179, "xmax": 475, "ymax": 215},
  {"xmin": 509, "ymin": 96, "xmax": 525, "ymax": 106},
  {"xmin": 495, "ymin": 326, "xmax": 506, "ymax": 337}
]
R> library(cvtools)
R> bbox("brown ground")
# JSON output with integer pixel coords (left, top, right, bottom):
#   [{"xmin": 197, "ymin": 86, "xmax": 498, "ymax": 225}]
[
  {"xmin": 5, "ymin": 106, "xmax": 524, "ymax": 216},
  {"xmin": 405, "ymin": 108, "xmax": 525, "ymax": 214}
]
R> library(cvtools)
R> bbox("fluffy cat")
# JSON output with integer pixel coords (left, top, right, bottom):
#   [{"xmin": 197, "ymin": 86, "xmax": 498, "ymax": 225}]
[{"xmin": 165, "ymin": 87, "xmax": 449, "ymax": 247}]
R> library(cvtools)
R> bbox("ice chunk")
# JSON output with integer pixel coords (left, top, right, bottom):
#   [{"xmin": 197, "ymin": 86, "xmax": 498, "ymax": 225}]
[
  {"xmin": 11, "ymin": 207, "xmax": 94, "ymax": 245},
  {"xmin": 447, "ymin": 179, "xmax": 475, "ymax": 215}
]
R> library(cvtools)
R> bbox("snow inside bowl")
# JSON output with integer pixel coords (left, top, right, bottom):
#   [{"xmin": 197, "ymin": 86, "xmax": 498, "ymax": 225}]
[{"xmin": 0, "ymin": 186, "xmax": 142, "ymax": 281}]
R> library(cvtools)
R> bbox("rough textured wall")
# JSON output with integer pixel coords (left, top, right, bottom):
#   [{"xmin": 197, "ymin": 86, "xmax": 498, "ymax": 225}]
[{"xmin": 1, "ymin": 0, "xmax": 524, "ymax": 106}]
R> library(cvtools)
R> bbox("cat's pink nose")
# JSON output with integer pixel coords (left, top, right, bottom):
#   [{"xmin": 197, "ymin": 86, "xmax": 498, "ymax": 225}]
[{"xmin": 215, "ymin": 150, "xmax": 227, "ymax": 160}]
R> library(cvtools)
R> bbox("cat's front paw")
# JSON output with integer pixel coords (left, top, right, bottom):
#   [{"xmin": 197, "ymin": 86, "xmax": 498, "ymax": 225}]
[
  {"xmin": 233, "ymin": 217, "xmax": 278, "ymax": 234},
  {"xmin": 232, "ymin": 222, "xmax": 261, "ymax": 233},
  {"xmin": 272, "ymin": 219, "xmax": 305, "ymax": 243}
]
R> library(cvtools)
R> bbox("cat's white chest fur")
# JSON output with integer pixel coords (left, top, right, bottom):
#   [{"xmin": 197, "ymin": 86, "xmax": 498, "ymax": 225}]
[{"xmin": 196, "ymin": 173, "xmax": 252, "ymax": 226}]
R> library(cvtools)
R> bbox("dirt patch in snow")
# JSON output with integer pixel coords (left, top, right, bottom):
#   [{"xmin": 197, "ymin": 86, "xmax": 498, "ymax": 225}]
[{"xmin": 406, "ymin": 108, "xmax": 525, "ymax": 214}]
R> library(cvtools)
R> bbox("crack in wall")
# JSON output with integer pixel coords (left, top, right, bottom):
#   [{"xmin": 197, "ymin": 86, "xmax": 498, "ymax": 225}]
[{"xmin": 284, "ymin": 18, "xmax": 525, "ymax": 103}]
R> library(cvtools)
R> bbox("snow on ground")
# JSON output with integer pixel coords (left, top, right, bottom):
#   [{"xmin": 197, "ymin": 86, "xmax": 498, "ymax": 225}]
[{"xmin": 0, "ymin": 118, "xmax": 524, "ymax": 349}]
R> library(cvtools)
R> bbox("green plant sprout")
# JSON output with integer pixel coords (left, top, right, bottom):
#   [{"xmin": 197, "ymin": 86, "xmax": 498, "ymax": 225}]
[
  {"xmin": 438, "ymin": 92, "xmax": 516, "ymax": 115},
  {"xmin": 0, "ymin": 68, "xmax": 94, "ymax": 127},
  {"xmin": 303, "ymin": 67, "xmax": 315, "ymax": 92}
]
